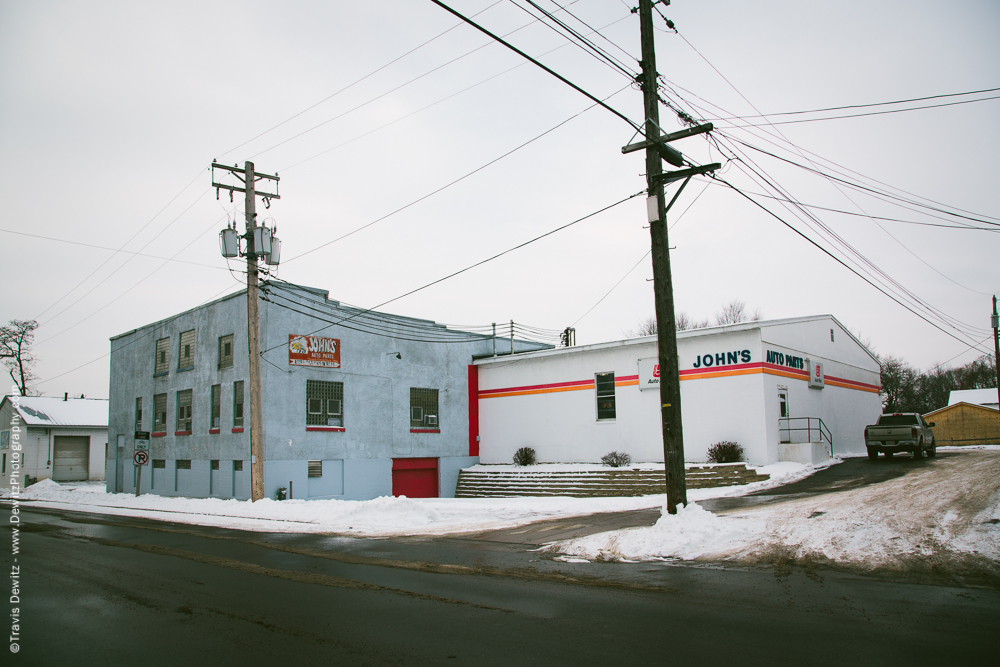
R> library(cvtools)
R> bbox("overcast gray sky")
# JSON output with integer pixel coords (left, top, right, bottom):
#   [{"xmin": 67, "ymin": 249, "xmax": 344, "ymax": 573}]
[{"xmin": 2, "ymin": 0, "xmax": 998, "ymax": 399}]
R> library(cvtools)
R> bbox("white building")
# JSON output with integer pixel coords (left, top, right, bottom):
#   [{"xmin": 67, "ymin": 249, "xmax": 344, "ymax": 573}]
[
  {"xmin": 474, "ymin": 315, "xmax": 881, "ymax": 466},
  {"xmin": 0, "ymin": 395, "xmax": 109, "ymax": 489}
]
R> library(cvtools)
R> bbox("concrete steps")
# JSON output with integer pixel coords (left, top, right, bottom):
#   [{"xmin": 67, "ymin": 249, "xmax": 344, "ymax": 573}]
[{"xmin": 455, "ymin": 464, "xmax": 770, "ymax": 498}]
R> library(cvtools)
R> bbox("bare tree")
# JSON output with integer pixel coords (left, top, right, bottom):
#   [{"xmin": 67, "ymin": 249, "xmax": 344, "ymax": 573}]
[
  {"xmin": 715, "ymin": 300, "xmax": 762, "ymax": 326},
  {"xmin": 624, "ymin": 315, "xmax": 658, "ymax": 338},
  {"xmin": 0, "ymin": 319, "xmax": 39, "ymax": 396},
  {"xmin": 675, "ymin": 312, "xmax": 710, "ymax": 331}
]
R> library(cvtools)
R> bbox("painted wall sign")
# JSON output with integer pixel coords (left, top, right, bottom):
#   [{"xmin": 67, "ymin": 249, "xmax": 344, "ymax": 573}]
[
  {"xmin": 807, "ymin": 358, "xmax": 825, "ymax": 389},
  {"xmin": 765, "ymin": 349, "xmax": 805, "ymax": 370},
  {"xmin": 638, "ymin": 357, "xmax": 660, "ymax": 390},
  {"xmin": 691, "ymin": 349, "xmax": 751, "ymax": 369},
  {"xmin": 288, "ymin": 334, "xmax": 341, "ymax": 368}
]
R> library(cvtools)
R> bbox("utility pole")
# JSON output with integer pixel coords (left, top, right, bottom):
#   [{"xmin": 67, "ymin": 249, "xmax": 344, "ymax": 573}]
[
  {"xmin": 639, "ymin": 0, "xmax": 686, "ymax": 514},
  {"xmin": 212, "ymin": 160, "xmax": 280, "ymax": 502},
  {"xmin": 993, "ymin": 295, "xmax": 999, "ymax": 418}
]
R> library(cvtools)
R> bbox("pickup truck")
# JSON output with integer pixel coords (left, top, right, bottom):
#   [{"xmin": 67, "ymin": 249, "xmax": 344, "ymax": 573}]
[{"xmin": 864, "ymin": 413, "xmax": 936, "ymax": 460}]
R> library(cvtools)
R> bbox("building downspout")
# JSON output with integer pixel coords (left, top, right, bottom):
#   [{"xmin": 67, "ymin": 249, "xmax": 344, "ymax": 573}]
[{"xmin": 47, "ymin": 428, "xmax": 52, "ymax": 469}]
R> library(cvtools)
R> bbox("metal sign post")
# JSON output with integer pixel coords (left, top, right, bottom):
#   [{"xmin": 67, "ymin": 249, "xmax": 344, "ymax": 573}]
[{"xmin": 134, "ymin": 431, "xmax": 150, "ymax": 497}]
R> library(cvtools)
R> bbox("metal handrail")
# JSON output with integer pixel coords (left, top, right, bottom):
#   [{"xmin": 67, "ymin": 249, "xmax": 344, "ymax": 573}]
[{"xmin": 779, "ymin": 417, "xmax": 834, "ymax": 456}]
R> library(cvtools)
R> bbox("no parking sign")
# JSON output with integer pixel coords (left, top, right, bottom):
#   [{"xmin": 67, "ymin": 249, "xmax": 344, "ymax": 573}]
[{"xmin": 133, "ymin": 450, "xmax": 149, "ymax": 466}]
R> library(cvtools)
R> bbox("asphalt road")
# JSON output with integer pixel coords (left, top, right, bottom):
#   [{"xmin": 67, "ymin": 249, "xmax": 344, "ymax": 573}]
[{"xmin": 5, "ymin": 500, "xmax": 999, "ymax": 666}]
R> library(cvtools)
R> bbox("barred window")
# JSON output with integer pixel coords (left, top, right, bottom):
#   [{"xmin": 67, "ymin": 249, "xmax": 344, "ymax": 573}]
[
  {"xmin": 211, "ymin": 459, "xmax": 220, "ymax": 470},
  {"xmin": 410, "ymin": 388, "xmax": 439, "ymax": 429},
  {"xmin": 596, "ymin": 372, "xmax": 616, "ymax": 421},
  {"xmin": 134, "ymin": 397, "xmax": 143, "ymax": 432},
  {"xmin": 234, "ymin": 460, "xmax": 243, "ymax": 472},
  {"xmin": 176, "ymin": 459, "xmax": 191, "ymax": 470},
  {"xmin": 154, "ymin": 338, "xmax": 170, "ymax": 375},
  {"xmin": 233, "ymin": 380, "xmax": 244, "ymax": 428},
  {"xmin": 178, "ymin": 330, "xmax": 195, "ymax": 370},
  {"xmin": 177, "ymin": 389, "xmax": 193, "ymax": 432},
  {"xmin": 219, "ymin": 334, "xmax": 234, "ymax": 369},
  {"xmin": 210, "ymin": 384, "xmax": 221, "ymax": 429},
  {"xmin": 153, "ymin": 393, "xmax": 167, "ymax": 432},
  {"xmin": 306, "ymin": 380, "xmax": 343, "ymax": 427},
  {"xmin": 153, "ymin": 459, "xmax": 165, "ymax": 469},
  {"xmin": 308, "ymin": 460, "xmax": 323, "ymax": 478}
]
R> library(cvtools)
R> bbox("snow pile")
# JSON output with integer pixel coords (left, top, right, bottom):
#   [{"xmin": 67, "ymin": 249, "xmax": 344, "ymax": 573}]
[
  {"xmin": 562, "ymin": 503, "xmax": 757, "ymax": 562},
  {"xmin": 552, "ymin": 451, "xmax": 1000, "ymax": 569},
  {"xmin": 3, "ymin": 461, "xmax": 817, "ymax": 536}
]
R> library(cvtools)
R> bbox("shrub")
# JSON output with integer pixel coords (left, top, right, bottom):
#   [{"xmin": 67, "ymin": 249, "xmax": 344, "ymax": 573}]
[
  {"xmin": 706, "ymin": 441, "xmax": 744, "ymax": 463},
  {"xmin": 601, "ymin": 451, "xmax": 632, "ymax": 467},
  {"xmin": 512, "ymin": 446, "xmax": 537, "ymax": 466}
]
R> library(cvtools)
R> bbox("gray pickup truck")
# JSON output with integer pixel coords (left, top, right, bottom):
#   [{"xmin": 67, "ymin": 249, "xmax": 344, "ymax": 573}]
[{"xmin": 864, "ymin": 413, "xmax": 936, "ymax": 460}]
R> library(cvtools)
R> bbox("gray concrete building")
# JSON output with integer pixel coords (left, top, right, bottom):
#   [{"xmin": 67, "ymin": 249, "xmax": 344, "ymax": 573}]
[{"xmin": 106, "ymin": 281, "xmax": 547, "ymax": 500}]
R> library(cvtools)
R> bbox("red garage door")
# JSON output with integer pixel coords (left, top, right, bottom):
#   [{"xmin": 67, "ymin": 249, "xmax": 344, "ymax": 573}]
[{"xmin": 392, "ymin": 458, "xmax": 438, "ymax": 498}]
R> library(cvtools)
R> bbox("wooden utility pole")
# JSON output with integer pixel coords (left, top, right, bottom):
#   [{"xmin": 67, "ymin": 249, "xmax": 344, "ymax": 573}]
[
  {"xmin": 212, "ymin": 160, "xmax": 280, "ymax": 502},
  {"xmin": 993, "ymin": 295, "xmax": 1000, "ymax": 418},
  {"xmin": 639, "ymin": 0, "xmax": 687, "ymax": 514}
]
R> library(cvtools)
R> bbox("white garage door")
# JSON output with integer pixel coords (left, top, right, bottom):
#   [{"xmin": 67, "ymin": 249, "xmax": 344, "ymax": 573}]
[{"xmin": 53, "ymin": 436, "xmax": 90, "ymax": 481}]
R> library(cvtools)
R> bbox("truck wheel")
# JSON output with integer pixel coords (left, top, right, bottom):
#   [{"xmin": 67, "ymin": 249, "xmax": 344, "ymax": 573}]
[
  {"xmin": 927, "ymin": 440, "xmax": 937, "ymax": 458},
  {"xmin": 867, "ymin": 447, "xmax": 878, "ymax": 461},
  {"xmin": 913, "ymin": 442, "xmax": 923, "ymax": 459}
]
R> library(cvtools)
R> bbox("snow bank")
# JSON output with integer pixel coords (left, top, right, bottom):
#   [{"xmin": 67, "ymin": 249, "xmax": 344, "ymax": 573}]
[
  {"xmin": 552, "ymin": 451, "xmax": 1000, "ymax": 569},
  {"xmin": 2, "ymin": 461, "xmax": 818, "ymax": 537}
]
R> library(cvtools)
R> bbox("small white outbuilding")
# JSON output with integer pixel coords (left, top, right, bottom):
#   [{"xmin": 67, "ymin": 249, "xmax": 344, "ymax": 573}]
[
  {"xmin": 0, "ymin": 395, "xmax": 109, "ymax": 489},
  {"xmin": 474, "ymin": 315, "xmax": 882, "ymax": 466}
]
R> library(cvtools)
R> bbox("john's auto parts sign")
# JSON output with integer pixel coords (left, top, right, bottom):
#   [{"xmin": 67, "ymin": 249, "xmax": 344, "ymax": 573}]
[{"xmin": 288, "ymin": 334, "xmax": 341, "ymax": 368}]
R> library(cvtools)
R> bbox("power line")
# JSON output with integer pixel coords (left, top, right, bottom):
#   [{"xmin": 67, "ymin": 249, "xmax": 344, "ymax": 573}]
[
  {"xmin": 714, "ymin": 86, "xmax": 1000, "ymax": 119},
  {"xmin": 428, "ymin": 0, "xmax": 643, "ymax": 133},
  {"xmin": 261, "ymin": 190, "xmax": 642, "ymax": 355},
  {"xmin": 283, "ymin": 85, "xmax": 630, "ymax": 263},
  {"xmin": 716, "ymin": 176, "xmax": 992, "ymax": 355},
  {"xmin": 724, "ymin": 94, "xmax": 1000, "ymax": 127},
  {"xmin": 217, "ymin": 0, "xmax": 506, "ymax": 159}
]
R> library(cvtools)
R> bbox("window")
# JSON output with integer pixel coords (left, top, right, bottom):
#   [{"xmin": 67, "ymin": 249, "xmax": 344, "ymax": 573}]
[
  {"xmin": 234, "ymin": 460, "xmax": 243, "ymax": 472},
  {"xmin": 134, "ymin": 397, "xmax": 143, "ymax": 432},
  {"xmin": 308, "ymin": 460, "xmax": 323, "ymax": 477},
  {"xmin": 210, "ymin": 385, "xmax": 221, "ymax": 429},
  {"xmin": 219, "ymin": 334, "xmax": 234, "ymax": 369},
  {"xmin": 596, "ymin": 372, "xmax": 616, "ymax": 420},
  {"xmin": 306, "ymin": 380, "xmax": 344, "ymax": 427},
  {"xmin": 177, "ymin": 389, "xmax": 193, "ymax": 432},
  {"xmin": 153, "ymin": 393, "xmax": 167, "ymax": 432},
  {"xmin": 178, "ymin": 330, "xmax": 195, "ymax": 370},
  {"xmin": 211, "ymin": 459, "xmax": 220, "ymax": 470},
  {"xmin": 153, "ymin": 459, "xmax": 165, "ymax": 469},
  {"xmin": 176, "ymin": 459, "xmax": 191, "ymax": 470},
  {"xmin": 410, "ymin": 388, "xmax": 439, "ymax": 429},
  {"xmin": 830, "ymin": 328, "xmax": 835, "ymax": 342},
  {"xmin": 233, "ymin": 380, "xmax": 244, "ymax": 428},
  {"xmin": 154, "ymin": 338, "xmax": 170, "ymax": 375}
]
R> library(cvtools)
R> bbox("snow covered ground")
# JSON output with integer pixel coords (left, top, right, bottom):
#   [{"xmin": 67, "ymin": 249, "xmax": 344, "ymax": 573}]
[
  {"xmin": 5, "ymin": 461, "xmax": 820, "ymax": 537},
  {"xmin": 7, "ymin": 450, "xmax": 998, "ymax": 577},
  {"xmin": 551, "ymin": 447, "xmax": 1000, "ymax": 576}
]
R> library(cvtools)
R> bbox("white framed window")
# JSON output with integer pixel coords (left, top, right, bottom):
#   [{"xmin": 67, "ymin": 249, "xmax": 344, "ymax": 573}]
[{"xmin": 596, "ymin": 372, "xmax": 616, "ymax": 420}]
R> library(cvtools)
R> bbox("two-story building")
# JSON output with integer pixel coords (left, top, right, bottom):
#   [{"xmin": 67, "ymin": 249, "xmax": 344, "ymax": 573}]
[{"xmin": 106, "ymin": 281, "xmax": 546, "ymax": 500}]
